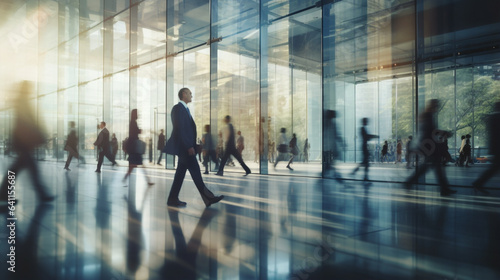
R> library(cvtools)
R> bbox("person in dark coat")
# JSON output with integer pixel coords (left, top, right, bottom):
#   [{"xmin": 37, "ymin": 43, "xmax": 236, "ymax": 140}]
[
  {"xmin": 111, "ymin": 133, "xmax": 118, "ymax": 160},
  {"xmin": 404, "ymin": 99, "xmax": 456, "ymax": 196},
  {"xmin": 202, "ymin": 125, "xmax": 219, "ymax": 174},
  {"xmin": 64, "ymin": 121, "xmax": 85, "ymax": 171},
  {"xmin": 472, "ymin": 102, "xmax": 500, "ymax": 194},
  {"xmin": 287, "ymin": 133, "xmax": 299, "ymax": 170},
  {"xmin": 123, "ymin": 109, "xmax": 153, "ymax": 185},
  {"xmin": 0, "ymin": 81, "xmax": 54, "ymax": 203},
  {"xmin": 216, "ymin": 115, "xmax": 251, "ymax": 176},
  {"xmin": 352, "ymin": 118, "xmax": 378, "ymax": 181},
  {"xmin": 406, "ymin": 136, "xmax": 414, "ymax": 168},
  {"xmin": 381, "ymin": 141, "xmax": 388, "ymax": 162},
  {"xmin": 94, "ymin": 121, "xmax": 117, "ymax": 173},
  {"xmin": 157, "ymin": 129, "xmax": 166, "ymax": 165},
  {"xmin": 463, "ymin": 134, "xmax": 473, "ymax": 167},
  {"xmin": 323, "ymin": 110, "xmax": 344, "ymax": 178},
  {"xmin": 164, "ymin": 88, "xmax": 223, "ymax": 207},
  {"xmin": 395, "ymin": 139, "xmax": 402, "ymax": 164}
]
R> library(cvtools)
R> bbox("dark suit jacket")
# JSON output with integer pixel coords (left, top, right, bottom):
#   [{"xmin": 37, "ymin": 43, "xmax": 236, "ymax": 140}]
[
  {"xmin": 66, "ymin": 129, "xmax": 78, "ymax": 150},
  {"xmin": 225, "ymin": 123, "xmax": 236, "ymax": 151},
  {"xmin": 165, "ymin": 103, "xmax": 196, "ymax": 157},
  {"xmin": 94, "ymin": 127, "xmax": 110, "ymax": 151}
]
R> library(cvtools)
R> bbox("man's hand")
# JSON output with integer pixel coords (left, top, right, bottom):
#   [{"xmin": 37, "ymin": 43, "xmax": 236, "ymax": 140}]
[{"xmin": 188, "ymin": 147, "xmax": 195, "ymax": 156}]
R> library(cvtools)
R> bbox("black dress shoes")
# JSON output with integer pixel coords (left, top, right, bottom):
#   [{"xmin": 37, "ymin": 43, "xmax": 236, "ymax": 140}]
[
  {"xmin": 203, "ymin": 195, "xmax": 224, "ymax": 207},
  {"xmin": 167, "ymin": 200, "xmax": 187, "ymax": 207},
  {"xmin": 244, "ymin": 170, "xmax": 251, "ymax": 176},
  {"xmin": 215, "ymin": 172, "xmax": 223, "ymax": 176},
  {"xmin": 95, "ymin": 169, "xmax": 101, "ymax": 173}
]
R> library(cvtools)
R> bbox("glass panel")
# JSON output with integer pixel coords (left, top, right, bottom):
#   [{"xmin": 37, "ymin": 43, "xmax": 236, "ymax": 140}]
[
  {"xmin": 323, "ymin": 0, "xmax": 415, "ymax": 181},
  {"xmin": 109, "ymin": 71, "xmax": 129, "ymax": 161},
  {"xmin": 215, "ymin": 0, "xmax": 259, "ymax": 40},
  {"xmin": 38, "ymin": 93, "xmax": 59, "ymax": 161},
  {"xmin": 135, "ymin": 60, "xmax": 167, "ymax": 164},
  {"xmin": 80, "ymin": 24, "xmax": 104, "ymax": 83},
  {"xmin": 38, "ymin": 48, "xmax": 58, "ymax": 95},
  {"xmin": 212, "ymin": 0, "xmax": 260, "ymax": 174},
  {"xmin": 267, "ymin": 0, "xmax": 317, "ymax": 20},
  {"xmin": 104, "ymin": 0, "xmax": 129, "ymax": 18},
  {"xmin": 80, "ymin": 0, "xmax": 104, "ymax": 32},
  {"xmin": 59, "ymin": 38, "xmax": 79, "ymax": 90},
  {"xmin": 167, "ymin": 0, "xmax": 210, "ymax": 53},
  {"xmin": 268, "ymin": 8, "xmax": 322, "ymax": 176},
  {"xmin": 136, "ymin": 0, "xmax": 167, "ymax": 65},
  {"xmin": 78, "ymin": 79, "xmax": 103, "ymax": 161},
  {"xmin": 111, "ymin": 11, "xmax": 130, "ymax": 73},
  {"xmin": 59, "ymin": 0, "xmax": 79, "ymax": 42},
  {"xmin": 38, "ymin": 0, "xmax": 59, "ymax": 52}
]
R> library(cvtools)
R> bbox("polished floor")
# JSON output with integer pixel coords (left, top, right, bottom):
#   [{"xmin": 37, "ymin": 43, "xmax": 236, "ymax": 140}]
[{"xmin": 0, "ymin": 157, "xmax": 499, "ymax": 280}]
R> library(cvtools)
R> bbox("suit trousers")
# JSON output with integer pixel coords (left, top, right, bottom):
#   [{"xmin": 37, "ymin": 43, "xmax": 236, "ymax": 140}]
[
  {"xmin": 0, "ymin": 150, "xmax": 49, "ymax": 200},
  {"xmin": 406, "ymin": 156, "xmax": 450, "ymax": 191},
  {"xmin": 218, "ymin": 147, "xmax": 250, "ymax": 175},
  {"xmin": 168, "ymin": 154, "xmax": 214, "ymax": 202},
  {"xmin": 64, "ymin": 146, "xmax": 80, "ymax": 168},
  {"xmin": 96, "ymin": 148, "xmax": 116, "ymax": 171},
  {"xmin": 473, "ymin": 156, "xmax": 500, "ymax": 187}
]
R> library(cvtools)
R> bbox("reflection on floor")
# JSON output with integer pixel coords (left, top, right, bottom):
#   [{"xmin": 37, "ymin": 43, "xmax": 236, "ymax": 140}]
[{"xmin": 0, "ymin": 158, "xmax": 499, "ymax": 280}]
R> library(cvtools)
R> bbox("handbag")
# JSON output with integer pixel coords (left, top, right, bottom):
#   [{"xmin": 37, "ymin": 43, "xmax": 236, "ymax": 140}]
[{"xmin": 135, "ymin": 139, "xmax": 146, "ymax": 154}]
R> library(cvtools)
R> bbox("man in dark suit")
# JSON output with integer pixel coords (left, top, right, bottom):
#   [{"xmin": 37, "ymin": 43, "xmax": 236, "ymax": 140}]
[
  {"xmin": 94, "ymin": 121, "xmax": 117, "ymax": 173},
  {"xmin": 164, "ymin": 88, "xmax": 224, "ymax": 207},
  {"xmin": 216, "ymin": 115, "xmax": 251, "ymax": 176}
]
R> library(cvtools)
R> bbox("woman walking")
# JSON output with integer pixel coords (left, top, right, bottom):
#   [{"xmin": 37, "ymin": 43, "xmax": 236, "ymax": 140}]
[{"xmin": 123, "ymin": 109, "xmax": 154, "ymax": 186}]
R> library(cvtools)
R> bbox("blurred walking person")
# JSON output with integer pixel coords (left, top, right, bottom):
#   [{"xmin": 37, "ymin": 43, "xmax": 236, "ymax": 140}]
[
  {"xmin": 216, "ymin": 116, "xmax": 251, "ymax": 176},
  {"xmin": 472, "ymin": 102, "xmax": 500, "ymax": 194},
  {"xmin": 395, "ymin": 139, "xmax": 402, "ymax": 164},
  {"xmin": 202, "ymin": 125, "xmax": 219, "ymax": 174},
  {"xmin": 323, "ymin": 110, "xmax": 344, "ymax": 178},
  {"xmin": 123, "ymin": 109, "xmax": 154, "ymax": 185},
  {"xmin": 274, "ymin": 128, "xmax": 294, "ymax": 170},
  {"xmin": 236, "ymin": 131, "xmax": 245, "ymax": 156},
  {"xmin": 111, "ymin": 133, "xmax": 119, "ymax": 160},
  {"xmin": 404, "ymin": 99, "xmax": 456, "ymax": 196},
  {"xmin": 406, "ymin": 136, "xmax": 414, "ymax": 168},
  {"xmin": 64, "ymin": 121, "xmax": 85, "ymax": 171},
  {"xmin": 381, "ymin": 141, "xmax": 388, "ymax": 162},
  {"xmin": 0, "ymin": 81, "xmax": 54, "ymax": 203},
  {"xmin": 93, "ymin": 121, "xmax": 117, "ymax": 173},
  {"xmin": 157, "ymin": 129, "xmax": 166, "ymax": 165},
  {"xmin": 303, "ymin": 138, "xmax": 310, "ymax": 162},
  {"xmin": 351, "ymin": 118, "xmax": 378, "ymax": 181}
]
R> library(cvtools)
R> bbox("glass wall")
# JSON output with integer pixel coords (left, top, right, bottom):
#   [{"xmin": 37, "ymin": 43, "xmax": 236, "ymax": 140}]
[
  {"xmin": 267, "ymin": 7, "xmax": 323, "ymax": 176},
  {"xmin": 0, "ymin": 0, "xmax": 499, "ymax": 186}
]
